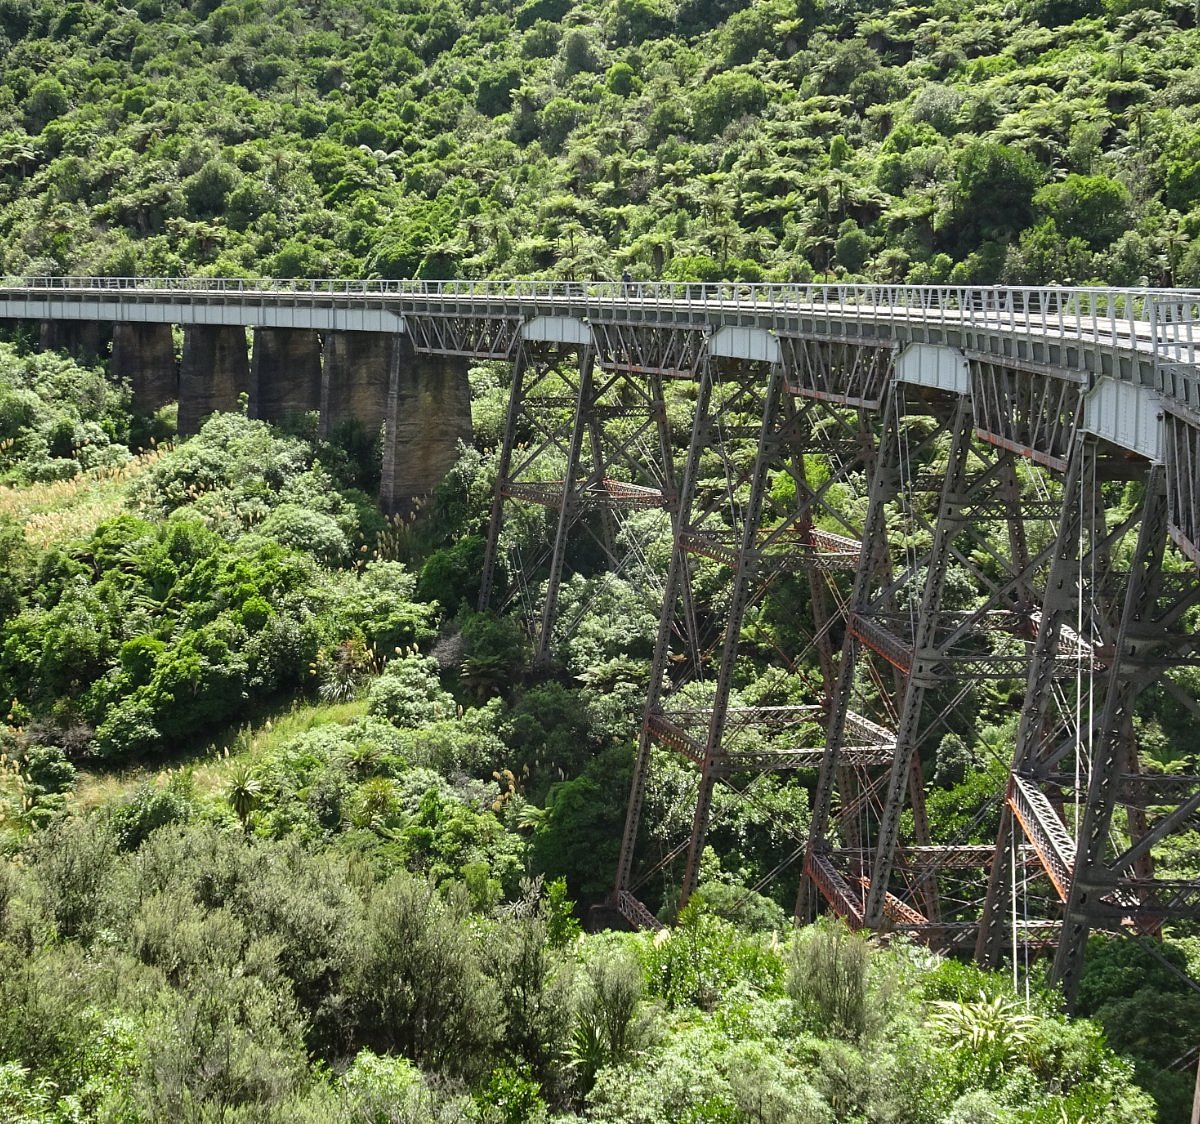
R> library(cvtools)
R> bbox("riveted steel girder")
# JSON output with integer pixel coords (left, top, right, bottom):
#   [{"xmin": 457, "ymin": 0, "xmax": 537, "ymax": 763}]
[
  {"xmin": 405, "ymin": 310, "xmax": 523, "ymax": 359},
  {"xmin": 778, "ymin": 335, "xmax": 895, "ymax": 407},
  {"xmin": 1165, "ymin": 404, "xmax": 1200, "ymax": 567},
  {"xmin": 479, "ymin": 341, "xmax": 684, "ymax": 662},
  {"xmin": 972, "ymin": 360, "xmax": 1085, "ymax": 471},
  {"xmin": 589, "ymin": 320, "xmax": 709, "ymax": 378}
]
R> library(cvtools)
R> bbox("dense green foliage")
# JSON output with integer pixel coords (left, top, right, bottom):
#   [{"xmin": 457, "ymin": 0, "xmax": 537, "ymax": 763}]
[
  {"xmin": 0, "ymin": 822, "xmax": 1158, "ymax": 1121},
  {"xmin": 0, "ymin": 340, "xmax": 131, "ymax": 483},
  {"xmin": 0, "ymin": 340, "xmax": 1189, "ymax": 1120},
  {"xmin": 3, "ymin": 0, "xmax": 1200, "ymax": 1114},
  {"xmin": 0, "ymin": 411, "xmax": 430, "ymax": 763},
  {"xmin": 0, "ymin": 334, "xmax": 1183, "ymax": 1117},
  {"xmin": 2, "ymin": 0, "xmax": 1200, "ymax": 284}
]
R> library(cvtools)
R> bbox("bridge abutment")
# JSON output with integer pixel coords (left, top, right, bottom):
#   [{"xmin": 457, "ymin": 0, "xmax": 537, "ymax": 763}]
[
  {"xmin": 111, "ymin": 322, "xmax": 177, "ymax": 412},
  {"xmin": 178, "ymin": 325, "xmax": 250, "ymax": 434},
  {"xmin": 251, "ymin": 327, "xmax": 322, "ymax": 425}
]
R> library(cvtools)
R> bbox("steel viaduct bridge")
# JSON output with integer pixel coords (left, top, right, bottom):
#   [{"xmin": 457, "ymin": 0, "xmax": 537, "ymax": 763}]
[{"xmin": 4, "ymin": 277, "xmax": 1200, "ymax": 1003}]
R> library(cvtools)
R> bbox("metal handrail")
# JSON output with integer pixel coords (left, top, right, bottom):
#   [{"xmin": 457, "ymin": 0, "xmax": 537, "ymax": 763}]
[
  {"xmin": 0, "ymin": 275, "xmax": 1191, "ymax": 339},
  {"xmin": 5, "ymin": 275, "xmax": 1200, "ymax": 404}
]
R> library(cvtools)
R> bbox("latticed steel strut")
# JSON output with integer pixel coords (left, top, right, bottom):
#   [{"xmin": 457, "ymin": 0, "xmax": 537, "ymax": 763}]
[
  {"xmin": 468, "ymin": 291, "xmax": 1200, "ymax": 1004},
  {"xmin": 479, "ymin": 334, "xmax": 681, "ymax": 662}
]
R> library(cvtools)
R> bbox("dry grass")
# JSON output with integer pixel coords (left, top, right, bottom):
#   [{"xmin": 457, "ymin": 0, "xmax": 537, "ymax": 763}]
[
  {"xmin": 70, "ymin": 697, "xmax": 370, "ymax": 812},
  {"xmin": 0, "ymin": 446, "xmax": 168, "ymax": 549}
]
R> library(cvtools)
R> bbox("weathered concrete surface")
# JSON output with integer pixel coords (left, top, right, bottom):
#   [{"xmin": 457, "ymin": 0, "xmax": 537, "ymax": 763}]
[
  {"xmin": 111, "ymin": 322, "xmax": 177, "ymax": 412},
  {"xmin": 178, "ymin": 325, "xmax": 250, "ymax": 435},
  {"xmin": 380, "ymin": 342, "xmax": 473, "ymax": 515},
  {"xmin": 320, "ymin": 331, "xmax": 393, "ymax": 440},
  {"xmin": 251, "ymin": 327, "xmax": 322, "ymax": 424},
  {"xmin": 39, "ymin": 319, "xmax": 110, "ymax": 360}
]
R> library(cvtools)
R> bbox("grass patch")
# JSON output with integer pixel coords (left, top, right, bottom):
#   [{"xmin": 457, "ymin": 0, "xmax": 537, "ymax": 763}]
[
  {"xmin": 0, "ymin": 447, "xmax": 168, "ymax": 549},
  {"xmin": 70, "ymin": 697, "xmax": 370, "ymax": 812}
]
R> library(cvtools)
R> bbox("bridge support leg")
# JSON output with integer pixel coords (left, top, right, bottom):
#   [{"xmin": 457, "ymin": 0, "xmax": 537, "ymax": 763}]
[
  {"xmin": 863, "ymin": 394, "xmax": 974, "ymax": 928},
  {"xmin": 39, "ymin": 319, "xmax": 109, "ymax": 361},
  {"xmin": 111, "ymin": 322, "xmax": 177, "ymax": 413},
  {"xmin": 977, "ymin": 436, "xmax": 1092, "ymax": 966},
  {"xmin": 613, "ymin": 359, "xmax": 714, "ymax": 915},
  {"xmin": 1050, "ymin": 466, "xmax": 1194, "ymax": 1005},
  {"xmin": 251, "ymin": 328, "xmax": 322, "ymax": 425},
  {"xmin": 379, "ymin": 341, "xmax": 472, "ymax": 517},
  {"xmin": 535, "ymin": 347, "xmax": 594, "ymax": 664},
  {"xmin": 480, "ymin": 341, "xmax": 683, "ymax": 667},
  {"xmin": 803, "ymin": 384, "xmax": 901, "ymax": 923},
  {"xmin": 320, "ymin": 330, "xmax": 394, "ymax": 441},
  {"xmin": 178, "ymin": 325, "xmax": 250, "ymax": 435},
  {"xmin": 479, "ymin": 345, "xmax": 529, "ymax": 613},
  {"xmin": 679, "ymin": 363, "xmax": 788, "ymax": 906}
]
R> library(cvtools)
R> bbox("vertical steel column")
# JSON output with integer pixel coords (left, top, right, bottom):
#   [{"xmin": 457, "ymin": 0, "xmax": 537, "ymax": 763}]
[
  {"xmin": 614, "ymin": 359, "xmax": 714, "ymax": 901},
  {"xmin": 1002, "ymin": 459, "xmax": 1034, "ymax": 612},
  {"xmin": 478, "ymin": 344, "xmax": 529, "ymax": 612},
  {"xmin": 800, "ymin": 382, "xmax": 901, "ymax": 920},
  {"xmin": 1051, "ymin": 467, "xmax": 1170, "ymax": 1003},
  {"xmin": 535, "ymin": 347, "xmax": 595, "ymax": 664},
  {"xmin": 976, "ymin": 435, "xmax": 1090, "ymax": 965},
  {"xmin": 679, "ymin": 363, "xmax": 788, "ymax": 904},
  {"xmin": 586, "ymin": 397, "xmax": 619, "ymax": 569},
  {"xmin": 781, "ymin": 392, "xmax": 841, "ymax": 701},
  {"xmin": 863, "ymin": 395, "xmax": 974, "ymax": 926}
]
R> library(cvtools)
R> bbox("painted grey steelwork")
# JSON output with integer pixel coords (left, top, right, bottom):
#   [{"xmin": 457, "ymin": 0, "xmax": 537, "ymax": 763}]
[
  {"xmin": 0, "ymin": 275, "xmax": 1195, "ymax": 384},
  {"xmin": 9, "ymin": 276, "xmax": 1200, "ymax": 1004}
]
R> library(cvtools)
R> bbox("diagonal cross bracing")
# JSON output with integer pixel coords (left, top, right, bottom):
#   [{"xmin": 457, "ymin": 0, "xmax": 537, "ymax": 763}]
[
  {"xmin": 12, "ymin": 280, "xmax": 1200, "ymax": 998},
  {"xmin": 1008, "ymin": 774, "xmax": 1077, "ymax": 901}
]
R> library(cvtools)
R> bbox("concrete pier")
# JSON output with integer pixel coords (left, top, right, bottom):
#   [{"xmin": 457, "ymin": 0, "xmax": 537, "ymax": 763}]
[
  {"xmin": 380, "ymin": 342, "xmax": 472, "ymax": 515},
  {"xmin": 251, "ymin": 327, "xmax": 322, "ymax": 425},
  {"xmin": 111, "ymin": 322, "xmax": 177, "ymax": 412},
  {"xmin": 320, "ymin": 331, "xmax": 394, "ymax": 440},
  {"xmin": 39, "ymin": 319, "xmax": 109, "ymax": 361},
  {"xmin": 178, "ymin": 325, "xmax": 250, "ymax": 434}
]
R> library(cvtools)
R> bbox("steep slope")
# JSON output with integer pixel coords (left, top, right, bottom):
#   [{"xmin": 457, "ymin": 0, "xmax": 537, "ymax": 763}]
[{"xmin": 0, "ymin": 0, "xmax": 1197, "ymax": 285}]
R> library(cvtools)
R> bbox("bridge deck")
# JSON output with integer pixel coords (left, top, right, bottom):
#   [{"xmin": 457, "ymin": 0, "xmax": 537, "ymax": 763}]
[{"xmin": 2, "ymin": 277, "xmax": 1198, "ymax": 396}]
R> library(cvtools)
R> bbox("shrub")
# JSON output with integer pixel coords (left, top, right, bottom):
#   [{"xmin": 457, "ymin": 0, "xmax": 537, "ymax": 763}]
[
  {"xmin": 349, "ymin": 874, "xmax": 502, "ymax": 1078},
  {"xmin": 787, "ymin": 918, "xmax": 870, "ymax": 1042},
  {"xmin": 366, "ymin": 655, "xmax": 457, "ymax": 728},
  {"xmin": 108, "ymin": 775, "xmax": 194, "ymax": 851},
  {"xmin": 644, "ymin": 901, "xmax": 785, "ymax": 1011}
]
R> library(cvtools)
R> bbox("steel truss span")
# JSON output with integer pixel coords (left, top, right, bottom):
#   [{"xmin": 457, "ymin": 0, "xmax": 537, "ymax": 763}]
[{"xmin": 11, "ymin": 278, "xmax": 1200, "ymax": 1007}]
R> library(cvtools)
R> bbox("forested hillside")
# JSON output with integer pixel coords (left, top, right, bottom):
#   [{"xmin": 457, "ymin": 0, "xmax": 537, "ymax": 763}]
[
  {"xmin": 0, "ymin": 358, "xmax": 1191, "ymax": 1120},
  {"xmin": 3, "ymin": 0, "xmax": 1200, "ymax": 1120},
  {"xmin": 1, "ymin": 0, "xmax": 1200, "ymax": 285}
]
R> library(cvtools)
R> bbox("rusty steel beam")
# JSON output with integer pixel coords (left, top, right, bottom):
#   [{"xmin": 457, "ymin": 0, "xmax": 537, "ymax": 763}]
[{"xmin": 1008, "ymin": 774, "xmax": 1077, "ymax": 901}]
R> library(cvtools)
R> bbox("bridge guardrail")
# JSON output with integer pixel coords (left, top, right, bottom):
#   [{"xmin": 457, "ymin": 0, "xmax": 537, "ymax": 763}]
[
  {"xmin": 6, "ymin": 277, "xmax": 1200, "ymax": 404},
  {"xmin": 0, "ymin": 275, "xmax": 1185, "ymax": 343},
  {"xmin": 1150, "ymin": 296, "xmax": 1200, "ymax": 413}
]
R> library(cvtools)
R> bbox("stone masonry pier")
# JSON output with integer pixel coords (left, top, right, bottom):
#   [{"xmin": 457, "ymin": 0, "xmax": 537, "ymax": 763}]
[{"xmin": 12, "ymin": 299, "xmax": 474, "ymax": 514}]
